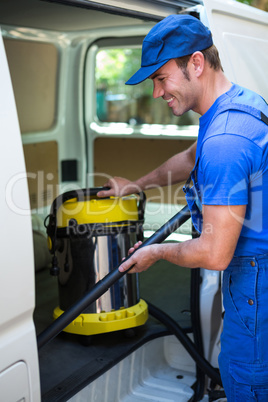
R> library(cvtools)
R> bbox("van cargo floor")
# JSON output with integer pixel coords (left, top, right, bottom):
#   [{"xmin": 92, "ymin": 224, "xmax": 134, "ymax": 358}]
[{"xmin": 67, "ymin": 336, "xmax": 198, "ymax": 402}]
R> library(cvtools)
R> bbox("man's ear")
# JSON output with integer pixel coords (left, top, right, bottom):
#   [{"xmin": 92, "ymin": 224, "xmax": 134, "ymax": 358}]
[{"xmin": 191, "ymin": 52, "xmax": 204, "ymax": 78}]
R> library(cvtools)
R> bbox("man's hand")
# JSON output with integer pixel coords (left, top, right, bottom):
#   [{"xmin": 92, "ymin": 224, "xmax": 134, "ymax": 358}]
[
  {"xmin": 119, "ymin": 241, "xmax": 160, "ymax": 273},
  {"xmin": 97, "ymin": 177, "xmax": 141, "ymax": 198}
]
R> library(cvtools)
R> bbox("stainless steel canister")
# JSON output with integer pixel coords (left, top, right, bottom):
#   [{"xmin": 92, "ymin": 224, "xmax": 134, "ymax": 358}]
[{"xmin": 46, "ymin": 188, "xmax": 145, "ymax": 315}]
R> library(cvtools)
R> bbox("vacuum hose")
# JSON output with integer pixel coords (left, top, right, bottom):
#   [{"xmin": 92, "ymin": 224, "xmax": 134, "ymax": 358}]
[
  {"xmin": 37, "ymin": 204, "xmax": 191, "ymax": 350},
  {"xmin": 147, "ymin": 301, "xmax": 222, "ymax": 386}
]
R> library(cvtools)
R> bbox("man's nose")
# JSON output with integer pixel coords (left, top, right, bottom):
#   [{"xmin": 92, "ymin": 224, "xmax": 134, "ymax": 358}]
[{"xmin": 152, "ymin": 82, "xmax": 164, "ymax": 99}]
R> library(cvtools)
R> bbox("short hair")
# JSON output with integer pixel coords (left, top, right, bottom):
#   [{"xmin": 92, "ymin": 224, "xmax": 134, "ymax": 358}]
[
  {"xmin": 175, "ymin": 45, "xmax": 223, "ymax": 80},
  {"xmin": 201, "ymin": 45, "xmax": 223, "ymax": 71}
]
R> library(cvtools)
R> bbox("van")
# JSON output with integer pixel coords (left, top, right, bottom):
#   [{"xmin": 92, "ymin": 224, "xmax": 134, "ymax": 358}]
[{"xmin": 0, "ymin": 0, "xmax": 267, "ymax": 400}]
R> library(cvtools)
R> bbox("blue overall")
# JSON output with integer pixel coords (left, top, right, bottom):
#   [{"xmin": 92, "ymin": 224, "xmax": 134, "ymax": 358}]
[{"xmin": 183, "ymin": 102, "xmax": 268, "ymax": 401}]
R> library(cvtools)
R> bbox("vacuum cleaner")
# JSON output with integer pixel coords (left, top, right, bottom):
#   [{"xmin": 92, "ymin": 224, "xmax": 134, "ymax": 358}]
[{"xmin": 45, "ymin": 187, "xmax": 148, "ymax": 337}]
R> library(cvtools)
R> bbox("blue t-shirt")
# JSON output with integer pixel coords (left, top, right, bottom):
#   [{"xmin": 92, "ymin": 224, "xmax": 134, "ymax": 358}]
[{"xmin": 197, "ymin": 83, "xmax": 268, "ymax": 256}]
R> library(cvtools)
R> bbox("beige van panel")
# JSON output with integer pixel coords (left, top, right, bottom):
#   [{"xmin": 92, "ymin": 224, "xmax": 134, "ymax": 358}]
[
  {"xmin": 94, "ymin": 137, "xmax": 195, "ymax": 204},
  {"xmin": 23, "ymin": 141, "xmax": 59, "ymax": 209},
  {"xmin": 4, "ymin": 39, "xmax": 58, "ymax": 133}
]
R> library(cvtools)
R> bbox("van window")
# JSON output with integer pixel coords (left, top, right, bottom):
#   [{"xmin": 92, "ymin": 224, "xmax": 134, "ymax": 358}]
[{"xmin": 96, "ymin": 47, "xmax": 199, "ymax": 127}]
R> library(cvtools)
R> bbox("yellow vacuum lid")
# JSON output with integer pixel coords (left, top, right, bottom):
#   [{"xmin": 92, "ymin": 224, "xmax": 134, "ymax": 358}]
[{"xmin": 56, "ymin": 195, "xmax": 139, "ymax": 228}]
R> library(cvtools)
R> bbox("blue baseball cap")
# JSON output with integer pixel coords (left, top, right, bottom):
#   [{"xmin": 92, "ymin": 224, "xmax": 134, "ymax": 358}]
[{"xmin": 125, "ymin": 14, "xmax": 213, "ymax": 85}]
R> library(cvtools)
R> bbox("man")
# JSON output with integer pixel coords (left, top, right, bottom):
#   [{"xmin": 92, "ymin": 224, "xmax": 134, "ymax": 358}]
[{"xmin": 98, "ymin": 15, "xmax": 268, "ymax": 400}]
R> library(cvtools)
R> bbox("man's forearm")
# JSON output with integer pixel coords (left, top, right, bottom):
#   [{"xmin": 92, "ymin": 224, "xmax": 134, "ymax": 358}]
[
  {"xmin": 157, "ymin": 240, "xmax": 222, "ymax": 271},
  {"xmin": 119, "ymin": 204, "xmax": 245, "ymax": 274}
]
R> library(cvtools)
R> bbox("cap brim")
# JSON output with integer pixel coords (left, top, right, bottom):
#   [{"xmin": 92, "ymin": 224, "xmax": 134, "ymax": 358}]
[{"xmin": 125, "ymin": 60, "xmax": 168, "ymax": 85}]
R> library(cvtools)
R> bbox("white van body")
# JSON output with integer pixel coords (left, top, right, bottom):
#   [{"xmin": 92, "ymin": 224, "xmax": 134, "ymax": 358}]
[{"xmin": 0, "ymin": 0, "xmax": 267, "ymax": 400}]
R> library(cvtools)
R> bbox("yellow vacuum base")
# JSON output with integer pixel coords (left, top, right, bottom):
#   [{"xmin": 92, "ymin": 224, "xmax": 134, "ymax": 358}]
[{"xmin": 53, "ymin": 299, "xmax": 148, "ymax": 336}]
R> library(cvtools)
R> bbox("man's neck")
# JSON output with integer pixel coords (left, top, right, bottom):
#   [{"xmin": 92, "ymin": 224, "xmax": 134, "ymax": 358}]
[{"xmin": 197, "ymin": 71, "xmax": 232, "ymax": 115}]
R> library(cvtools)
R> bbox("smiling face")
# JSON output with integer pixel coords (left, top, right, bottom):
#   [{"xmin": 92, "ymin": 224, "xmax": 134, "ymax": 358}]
[{"xmin": 150, "ymin": 58, "xmax": 200, "ymax": 116}]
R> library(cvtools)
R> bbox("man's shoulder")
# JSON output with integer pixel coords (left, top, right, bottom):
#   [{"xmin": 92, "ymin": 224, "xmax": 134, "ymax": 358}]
[
  {"xmin": 212, "ymin": 84, "xmax": 267, "ymax": 123},
  {"xmin": 205, "ymin": 88, "xmax": 268, "ymax": 147}
]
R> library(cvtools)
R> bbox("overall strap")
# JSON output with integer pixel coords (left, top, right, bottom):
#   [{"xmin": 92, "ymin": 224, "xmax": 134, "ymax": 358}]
[
  {"xmin": 184, "ymin": 157, "xmax": 200, "ymax": 189},
  {"xmin": 261, "ymin": 112, "xmax": 268, "ymax": 126}
]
